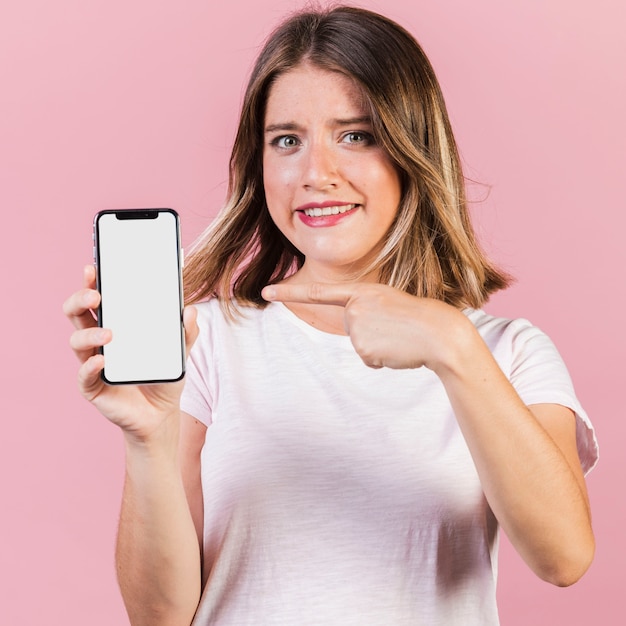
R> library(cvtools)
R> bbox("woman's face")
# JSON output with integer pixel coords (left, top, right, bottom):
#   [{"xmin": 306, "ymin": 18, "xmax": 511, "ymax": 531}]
[{"xmin": 262, "ymin": 63, "xmax": 402, "ymax": 281}]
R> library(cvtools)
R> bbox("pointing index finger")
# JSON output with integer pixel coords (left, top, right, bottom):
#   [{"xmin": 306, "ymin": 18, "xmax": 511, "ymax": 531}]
[{"xmin": 262, "ymin": 282, "xmax": 355, "ymax": 307}]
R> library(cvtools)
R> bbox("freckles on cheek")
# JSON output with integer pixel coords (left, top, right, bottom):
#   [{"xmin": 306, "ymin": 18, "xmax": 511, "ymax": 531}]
[{"xmin": 263, "ymin": 157, "xmax": 287, "ymax": 194}]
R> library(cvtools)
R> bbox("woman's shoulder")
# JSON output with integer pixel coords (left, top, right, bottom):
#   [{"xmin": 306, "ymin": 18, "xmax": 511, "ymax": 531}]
[
  {"xmin": 465, "ymin": 310, "xmax": 598, "ymax": 475},
  {"xmin": 192, "ymin": 296, "xmax": 222, "ymax": 317},
  {"xmin": 463, "ymin": 307, "xmax": 560, "ymax": 362},
  {"xmin": 464, "ymin": 307, "xmax": 540, "ymax": 338}
]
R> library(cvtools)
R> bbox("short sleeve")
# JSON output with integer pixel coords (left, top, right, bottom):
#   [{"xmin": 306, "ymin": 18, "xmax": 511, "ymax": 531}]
[
  {"xmin": 180, "ymin": 301, "xmax": 217, "ymax": 427},
  {"xmin": 506, "ymin": 319, "xmax": 599, "ymax": 475}
]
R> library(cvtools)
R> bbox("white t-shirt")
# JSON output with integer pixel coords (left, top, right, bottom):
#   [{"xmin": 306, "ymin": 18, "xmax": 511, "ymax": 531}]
[{"xmin": 181, "ymin": 300, "xmax": 598, "ymax": 626}]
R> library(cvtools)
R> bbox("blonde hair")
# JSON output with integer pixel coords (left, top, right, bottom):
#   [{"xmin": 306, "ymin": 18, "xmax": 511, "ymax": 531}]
[{"xmin": 184, "ymin": 5, "xmax": 510, "ymax": 309}]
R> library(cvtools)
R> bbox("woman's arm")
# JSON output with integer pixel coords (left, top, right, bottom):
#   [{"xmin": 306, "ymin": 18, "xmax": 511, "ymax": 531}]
[
  {"xmin": 179, "ymin": 411, "xmax": 207, "ymax": 578},
  {"xmin": 434, "ymin": 327, "xmax": 593, "ymax": 586},
  {"xmin": 261, "ymin": 282, "xmax": 595, "ymax": 585},
  {"xmin": 115, "ymin": 413, "xmax": 205, "ymax": 625}
]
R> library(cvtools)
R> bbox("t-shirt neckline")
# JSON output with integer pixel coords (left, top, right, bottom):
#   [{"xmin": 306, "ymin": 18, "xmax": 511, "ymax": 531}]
[{"xmin": 269, "ymin": 302, "xmax": 354, "ymax": 348}]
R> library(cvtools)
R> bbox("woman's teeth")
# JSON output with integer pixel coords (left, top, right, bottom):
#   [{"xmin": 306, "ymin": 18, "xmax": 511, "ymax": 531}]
[{"xmin": 303, "ymin": 204, "xmax": 357, "ymax": 217}]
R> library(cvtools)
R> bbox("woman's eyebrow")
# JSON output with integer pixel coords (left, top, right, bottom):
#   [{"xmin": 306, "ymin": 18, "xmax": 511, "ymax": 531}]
[
  {"xmin": 264, "ymin": 122, "xmax": 301, "ymax": 133},
  {"xmin": 265, "ymin": 117, "xmax": 372, "ymax": 134},
  {"xmin": 333, "ymin": 116, "xmax": 372, "ymax": 127}
]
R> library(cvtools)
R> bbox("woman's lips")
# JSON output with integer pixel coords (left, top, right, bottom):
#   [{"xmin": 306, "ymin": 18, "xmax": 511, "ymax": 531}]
[{"xmin": 296, "ymin": 203, "xmax": 360, "ymax": 226}]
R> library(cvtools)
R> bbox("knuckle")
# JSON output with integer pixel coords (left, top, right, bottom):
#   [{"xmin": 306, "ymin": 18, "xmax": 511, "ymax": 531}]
[
  {"xmin": 360, "ymin": 352, "xmax": 382, "ymax": 369},
  {"xmin": 69, "ymin": 328, "xmax": 81, "ymax": 347},
  {"xmin": 308, "ymin": 282, "xmax": 325, "ymax": 302},
  {"xmin": 63, "ymin": 294, "xmax": 80, "ymax": 318},
  {"xmin": 64, "ymin": 289, "xmax": 94, "ymax": 319},
  {"xmin": 69, "ymin": 329, "xmax": 86, "ymax": 351},
  {"xmin": 343, "ymin": 303, "xmax": 356, "ymax": 320},
  {"xmin": 351, "ymin": 335, "xmax": 384, "ymax": 369},
  {"xmin": 70, "ymin": 327, "xmax": 99, "ymax": 352}
]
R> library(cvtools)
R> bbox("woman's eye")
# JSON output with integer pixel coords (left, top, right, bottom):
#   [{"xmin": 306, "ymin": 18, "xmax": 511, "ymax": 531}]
[
  {"xmin": 342, "ymin": 131, "xmax": 373, "ymax": 145},
  {"xmin": 273, "ymin": 135, "xmax": 299, "ymax": 149}
]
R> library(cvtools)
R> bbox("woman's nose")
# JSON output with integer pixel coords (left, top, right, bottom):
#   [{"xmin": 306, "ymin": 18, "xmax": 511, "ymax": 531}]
[{"xmin": 301, "ymin": 142, "xmax": 339, "ymax": 189}]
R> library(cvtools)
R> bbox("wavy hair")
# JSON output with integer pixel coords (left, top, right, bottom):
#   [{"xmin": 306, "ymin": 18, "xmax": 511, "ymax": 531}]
[{"xmin": 184, "ymin": 5, "xmax": 510, "ymax": 310}]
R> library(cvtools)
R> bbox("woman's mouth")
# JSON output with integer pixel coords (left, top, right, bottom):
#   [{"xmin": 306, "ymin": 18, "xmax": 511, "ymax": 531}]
[
  {"xmin": 296, "ymin": 203, "xmax": 360, "ymax": 227},
  {"xmin": 301, "ymin": 203, "xmax": 358, "ymax": 217}
]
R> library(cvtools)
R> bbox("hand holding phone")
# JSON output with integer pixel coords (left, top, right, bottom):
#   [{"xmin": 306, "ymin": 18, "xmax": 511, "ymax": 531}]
[{"xmin": 94, "ymin": 208, "xmax": 186, "ymax": 385}]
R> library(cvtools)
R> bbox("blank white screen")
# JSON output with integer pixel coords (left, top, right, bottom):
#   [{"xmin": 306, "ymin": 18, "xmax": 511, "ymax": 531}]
[{"xmin": 96, "ymin": 210, "xmax": 184, "ymax": 383}]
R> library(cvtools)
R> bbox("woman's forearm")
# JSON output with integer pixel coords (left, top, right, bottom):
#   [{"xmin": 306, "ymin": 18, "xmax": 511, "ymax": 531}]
[
  {"xmin": 116, "ymin": 419, "xmax": 201, "ymax": 626},
  {"xmin": 435, "ymin": 325, "xmax": 594, "ymax": 586}
]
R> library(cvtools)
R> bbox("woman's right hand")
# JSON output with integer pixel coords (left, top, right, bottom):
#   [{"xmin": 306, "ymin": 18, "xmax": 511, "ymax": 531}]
[{"xmin": 63, "ymin": 265, "xmax": 199, "ymax": 444}]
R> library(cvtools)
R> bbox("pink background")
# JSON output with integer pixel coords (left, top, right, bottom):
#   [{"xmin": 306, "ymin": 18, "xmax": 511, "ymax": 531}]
[{"xmin": 1, "ymin": 0, "xmax": 623, "ymax": 623}]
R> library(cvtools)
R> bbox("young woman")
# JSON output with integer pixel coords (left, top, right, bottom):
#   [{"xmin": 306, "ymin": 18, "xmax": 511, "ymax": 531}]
[{"xmin": 64, "ymin": 6, "xmax": 598, "ymax": 625}]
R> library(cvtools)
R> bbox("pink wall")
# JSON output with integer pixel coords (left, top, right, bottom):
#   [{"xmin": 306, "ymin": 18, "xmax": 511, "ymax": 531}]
[{"xmin": 1, "ymin": 1, "xmax": 623, "ymax": 623}]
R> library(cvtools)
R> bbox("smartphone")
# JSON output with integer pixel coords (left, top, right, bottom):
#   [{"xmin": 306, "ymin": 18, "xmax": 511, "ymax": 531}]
[{"xmin": 93, "ymin": 208, "xmax": 185, "ymax": 385}]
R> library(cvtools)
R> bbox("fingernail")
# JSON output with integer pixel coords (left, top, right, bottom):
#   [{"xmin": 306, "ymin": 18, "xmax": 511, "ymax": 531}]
[{"xmin": 262, "ymin": 286, "xmax": 276, "ymax": 301}]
